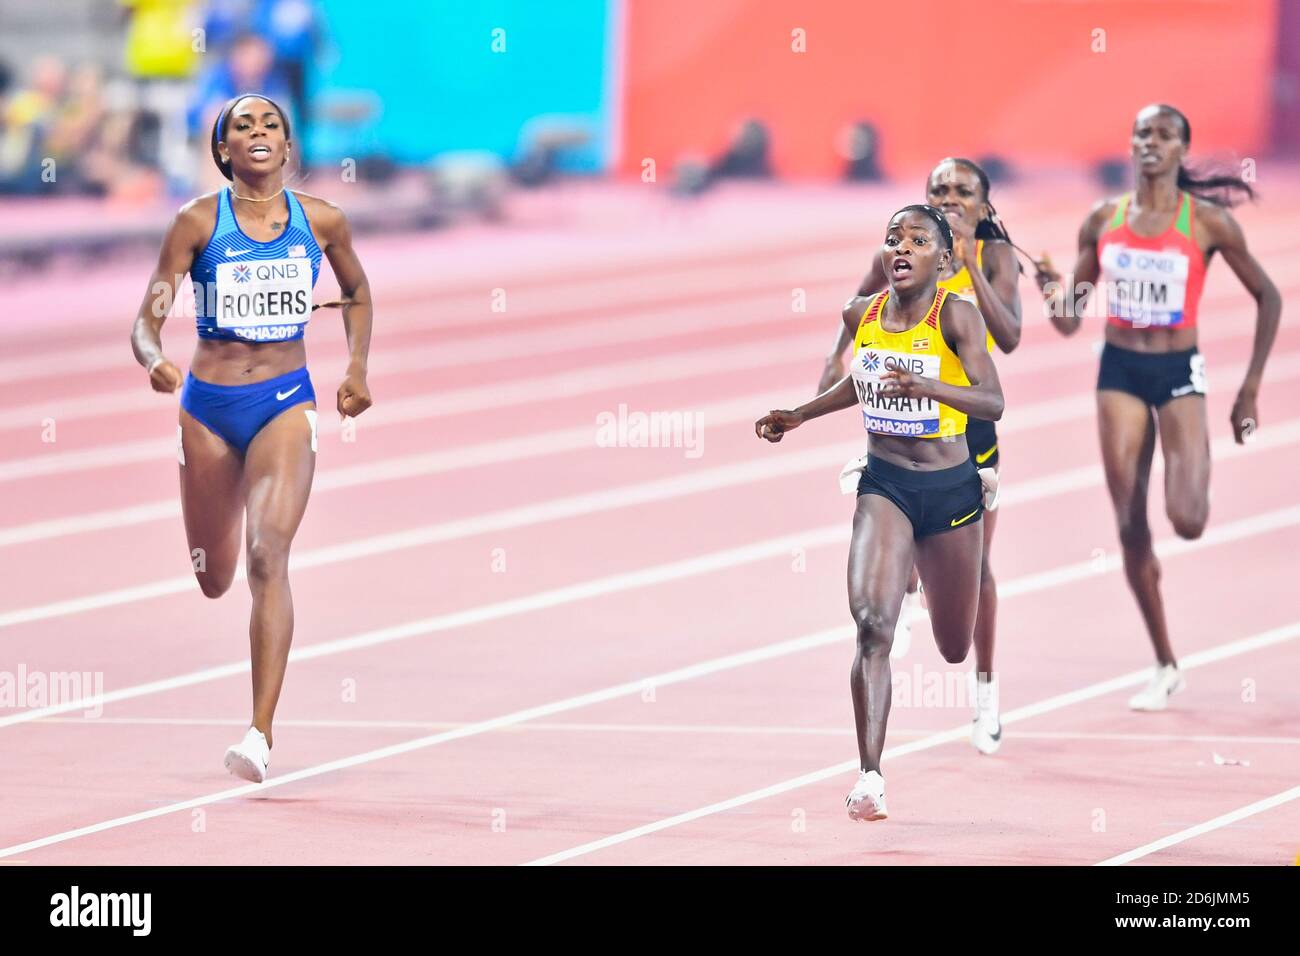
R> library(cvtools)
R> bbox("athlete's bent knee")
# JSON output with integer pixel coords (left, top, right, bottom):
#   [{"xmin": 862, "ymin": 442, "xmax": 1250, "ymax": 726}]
[
  {"xmin": 196, "ymin": 573, "xmax": 233, "ymax": 599},
  {"xmin": 1116, "ymin": 518, "xmax": 1152, "ymax": 553},
  {"xmin": 1167, "ymin": 502, "xmax": 1207, "ymax": 540},
  {"xmin": 935, "ymin": 636, "xmax": 970, "ymax": 665},
  {"xmin": 852, "ymin": 605, "xmax": 894, "ymax": 655},
  {"xmin": 246, "ymin": 538, "xmax": 290, "ymax": 586}
]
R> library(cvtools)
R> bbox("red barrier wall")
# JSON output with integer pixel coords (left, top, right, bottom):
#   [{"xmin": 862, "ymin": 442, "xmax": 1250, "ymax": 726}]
[{"xmin": 619, "ymin": 0, "xmax": 1279, "ymax": 178}]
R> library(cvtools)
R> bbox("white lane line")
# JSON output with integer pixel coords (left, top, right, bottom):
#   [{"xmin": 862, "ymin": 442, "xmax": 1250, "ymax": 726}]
[
  {"xmin": 4, "ymin": 476, "xmax": 1298, "ymax": 732},
  {"xmin": 3, "ymin": 382, "xmax": 1071, "ymax": 548},
  {"xmin": 0, "ymin": 237, "xmax": 880, "ymax": 386},
  {"xmin": 0, "ymin": 331, "xmax": 830, "ymax": 483},
  {"xmin": 0, "ymin": 237, "xmax": 1282, "ymax": 389},
  {"xmin": 6, "ymin": 548, "xmax": 1299, "ymax": 860},
  {"xmin": 0, "ymin": 443, "xmax": 846, "ymax": 627},
  {"xmin": 0, "ymin": 388, "xmax": 777, "ymax": 547},
  {"xmin": 0, "ymin": 276, "xmax": 850, "ymax": 432},
  {"xmin": 34, "ymin": 716, "xmax": 1300, "ymax": 747},
  {"xmin": 5, "ymin": 395, "xmax": 1299, "ymax": 628},
  {"xmin": 5, "ymin": 266, "xmax": 1261, "ymax": 433},
  {"xmin": 1095, "ymin": 785, "xmax": 1300, "ymax": 866},
  {"xmin": 8, "ymin": 618, "xmax": 1298, "ymax": 862},
  {"xmin": 952, "ymin": 730, "xmax": 1300, "ymax": 746},
  {"xmin": 0, "ymin": 344, "xmax": 141, "ymax": 387},
  {"xmin": 0, "ymin": 626, "xmax": 848, "ymax": 859},
  {"xmin": 0, "ymin": 528, "xmax": 845, "ymax": 727},
  {"xmin": 0, "ymin": 317, "xmax": 1087, "ymax": 481},
  {"xmin": 523, "ymin": 619, "xmax": 1300, "ymax": 866},
  {"xmin": 8, "ymin": 341, "xmax": 1300, "ymax": 546}
]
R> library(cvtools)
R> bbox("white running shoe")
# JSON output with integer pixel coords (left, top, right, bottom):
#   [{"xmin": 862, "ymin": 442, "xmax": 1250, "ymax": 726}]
[
  {"xmin": 1128, "ymin": 664, "xmax": 1186, "ymax": 712},
  {"xmin": 224, "ymin": 726, "xmax": 270, "ymax": 783},
  {"xmin": 891, "ymin": 590, "xmax": 922, "ymax": 659},
  {"xmin": 970, "ymin": 674, "xmax": 1002, "ymax": 755},
  {"xmin": 845, "ymin": 770, "xmax": 888, "ymax": 822}
]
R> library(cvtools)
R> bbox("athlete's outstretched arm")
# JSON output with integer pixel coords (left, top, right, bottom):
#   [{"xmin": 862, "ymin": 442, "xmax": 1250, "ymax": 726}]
[
  {"xmin": 129, "ymin": 200, "xmax": 209, "ymax": 393},
  {"xmin": 1204, "ymin": 204, "xmax": 1282, "ymax": 443},
  {"xmin": 1037, "ymin": 199, "xmax": 1110, "ymax": 336},
  {"xmin": 965, "ymin": 239, "xmax": 1022, "ymax": 352},
  {"xmin": 817, "ymin": 257, "xmax": 887, "ymax": 392},
  {"xmin": 755, "ymin": 374, "xmax": 857, "ymax": 443},
  {"xmin": 314, "ymin": 200, "xmax": 374, "ymax": 419},
  {"xmin": 880, "ymin": 297, "xmax": 1004, "ymax": 422}
]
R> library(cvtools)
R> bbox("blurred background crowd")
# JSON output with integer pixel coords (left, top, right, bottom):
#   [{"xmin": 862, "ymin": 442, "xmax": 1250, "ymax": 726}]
[
  {"xmin": 1, "ymin": 1, "xmax": 1298, "ymax": 267},
  {"xmin": 0, "ymin": 0, "xmax": 326, "ymax": 198}
]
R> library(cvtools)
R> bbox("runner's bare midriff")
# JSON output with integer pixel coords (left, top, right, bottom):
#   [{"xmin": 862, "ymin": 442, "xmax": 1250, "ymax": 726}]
[
  {"xmin": 190, "ymin": 337, "xmax": 307, "ymax": 385},
  {"xmin": 1104, "ymin": 322, "xmax": 1199, "ymax": 354},
  {"xmin": 868, "ymin": 433, "xmax": 973, "ymax": 471}
]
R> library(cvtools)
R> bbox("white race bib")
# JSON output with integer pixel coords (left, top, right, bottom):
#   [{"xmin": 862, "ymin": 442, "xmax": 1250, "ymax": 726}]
[
  {"xmin": 850, "ymin": 346, "xmax": 941, "ymax": 436},
  {"xmin": 215, "ymin": 257, "xmax": 312, "ymax": 330},
  {"xmin": 1101, "ymin": 244, "xmax": 1189, "ymax": 327}
]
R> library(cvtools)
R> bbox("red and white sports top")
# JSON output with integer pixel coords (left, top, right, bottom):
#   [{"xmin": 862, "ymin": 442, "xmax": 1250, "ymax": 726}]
[{"xmin": 1096, "ymin": 191, "xmax": 1206, "ymax": 329}]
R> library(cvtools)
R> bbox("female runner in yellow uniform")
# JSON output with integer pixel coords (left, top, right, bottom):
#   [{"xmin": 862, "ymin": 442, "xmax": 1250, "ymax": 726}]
[
  {"xmin": 757, "ymin": 205, "xmax": 1004, "ymax": 820},
  {"xmin": 818, "ymin": 159, "xmax": 1022, "ymax": 755}
]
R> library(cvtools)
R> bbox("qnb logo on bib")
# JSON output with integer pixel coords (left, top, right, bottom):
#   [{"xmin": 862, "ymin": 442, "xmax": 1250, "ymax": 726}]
[
  {"xmin": 214, "ymin": 257, "xmax": 313, "ymax": 330},
  {"xmin": 1102, "ymin": 244, "xmax": 1189, "ymax": 327},
  {"xmin": 851, "ymin": 347, "xmax": 941, "ymax": 436}
]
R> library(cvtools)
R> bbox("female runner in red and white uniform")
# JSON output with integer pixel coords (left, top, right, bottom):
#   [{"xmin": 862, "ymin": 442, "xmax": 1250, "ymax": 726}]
[{"xmin": 1036, "ymin": 104, "xmax": 1279, "ymax": 711}]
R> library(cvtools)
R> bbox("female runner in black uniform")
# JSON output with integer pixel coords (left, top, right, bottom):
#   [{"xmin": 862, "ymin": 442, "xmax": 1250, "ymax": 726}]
[
  {"xmin": 818, "ymin": 159, "xmax": 1023, "ymax": 754},
  {"xmin": 759, "ymin": 205, "xmax": 1004, "ymax": 819}
]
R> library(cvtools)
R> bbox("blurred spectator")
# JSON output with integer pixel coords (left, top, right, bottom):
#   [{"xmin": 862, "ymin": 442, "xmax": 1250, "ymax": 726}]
[
  {"xmin": 200, "ymin": 0, "xmax": 324, "ymax": 162},
  {"xmin": 121, "ymin": 0, "xmax": 200, "ymax": 194},
  {"xmin": 0, "ymin": 57, "xmax": 161, "ymax": 199},
  {"xmin": 45, "ymin": 66, "xmax": 106, "ymax": 170},
  {"xmin": 188, "ymin": 32, "xmax": 292, "ymax": 187},
  {"xmin": 0, "ymin": 56, "xmax": 67, "ymax": 194},
  {"xmin": 201, "ymin": 0, "xmax": 259, "ymax": 51},
  {"xmin": 79, "ymin": 106, "xmax": 165, "ymax": 201},
  {"xmin": 258, "ymin": 0, "xmax": 323, "ymax": 161}
]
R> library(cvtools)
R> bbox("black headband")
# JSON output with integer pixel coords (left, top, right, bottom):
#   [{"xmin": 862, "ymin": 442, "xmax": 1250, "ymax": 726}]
[{"xmin": 894, "ymin": 203, "xmax": 954, "ymax": 251}]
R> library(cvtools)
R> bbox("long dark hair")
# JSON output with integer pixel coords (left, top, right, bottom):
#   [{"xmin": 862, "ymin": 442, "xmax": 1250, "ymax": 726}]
[
  {"xmin": 210, "ymin": 93, "xmax": 293, "ymax": 182},
  {"xmin": 1147, "ymin": 104, "xmax": 1254, "ymax": 207}
]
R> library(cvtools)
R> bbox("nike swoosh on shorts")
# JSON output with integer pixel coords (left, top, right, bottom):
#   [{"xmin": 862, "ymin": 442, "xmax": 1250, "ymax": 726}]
[
  {"xmin": 950, "ymin": 507, "xmax": 980, "ymax": 527},
  {"xmin": 276, "ymin": 385, "xmax": 302, "ymax": 401}
]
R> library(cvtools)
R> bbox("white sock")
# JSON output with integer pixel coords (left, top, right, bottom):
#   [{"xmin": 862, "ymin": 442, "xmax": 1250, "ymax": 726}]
[{"xmin": 975, "ymin": 673, "xmax": 999, "ymax": 717}]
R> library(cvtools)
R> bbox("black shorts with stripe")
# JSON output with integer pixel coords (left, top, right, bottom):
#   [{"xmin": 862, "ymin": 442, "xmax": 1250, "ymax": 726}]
[
  {"xmin": 965, "ymin": 416, "xmax": 998, "ymax": 470},
  {"xmin": 1097, "ymin": 342, "xmax": 1206, "ymax": 408},
  {"xmin": 856, "ymin": 455, "xmax": 984, "ymax": 539}
]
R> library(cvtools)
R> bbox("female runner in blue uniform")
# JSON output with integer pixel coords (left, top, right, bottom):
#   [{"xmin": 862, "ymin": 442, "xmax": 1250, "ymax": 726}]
[{"xmin": 129, "ymin": 94, "xmax": 374, "ymax": 781}]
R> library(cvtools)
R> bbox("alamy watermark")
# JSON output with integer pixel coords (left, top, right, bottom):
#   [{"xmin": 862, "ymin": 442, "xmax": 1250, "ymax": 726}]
[
  {"xmin": 50, "ymin": 886, "xmax": 150, "ymax": 936},
  {"xmin": 0, "ymin": 665, "xmax": 104, "ymax": 718},
  {"xmin": 596, "ymin": 404, "xmax": 703, "ymax": 459},
  {"xmin": 890, "ymin": 665, "xmax": 987, "ymax": 709}
]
